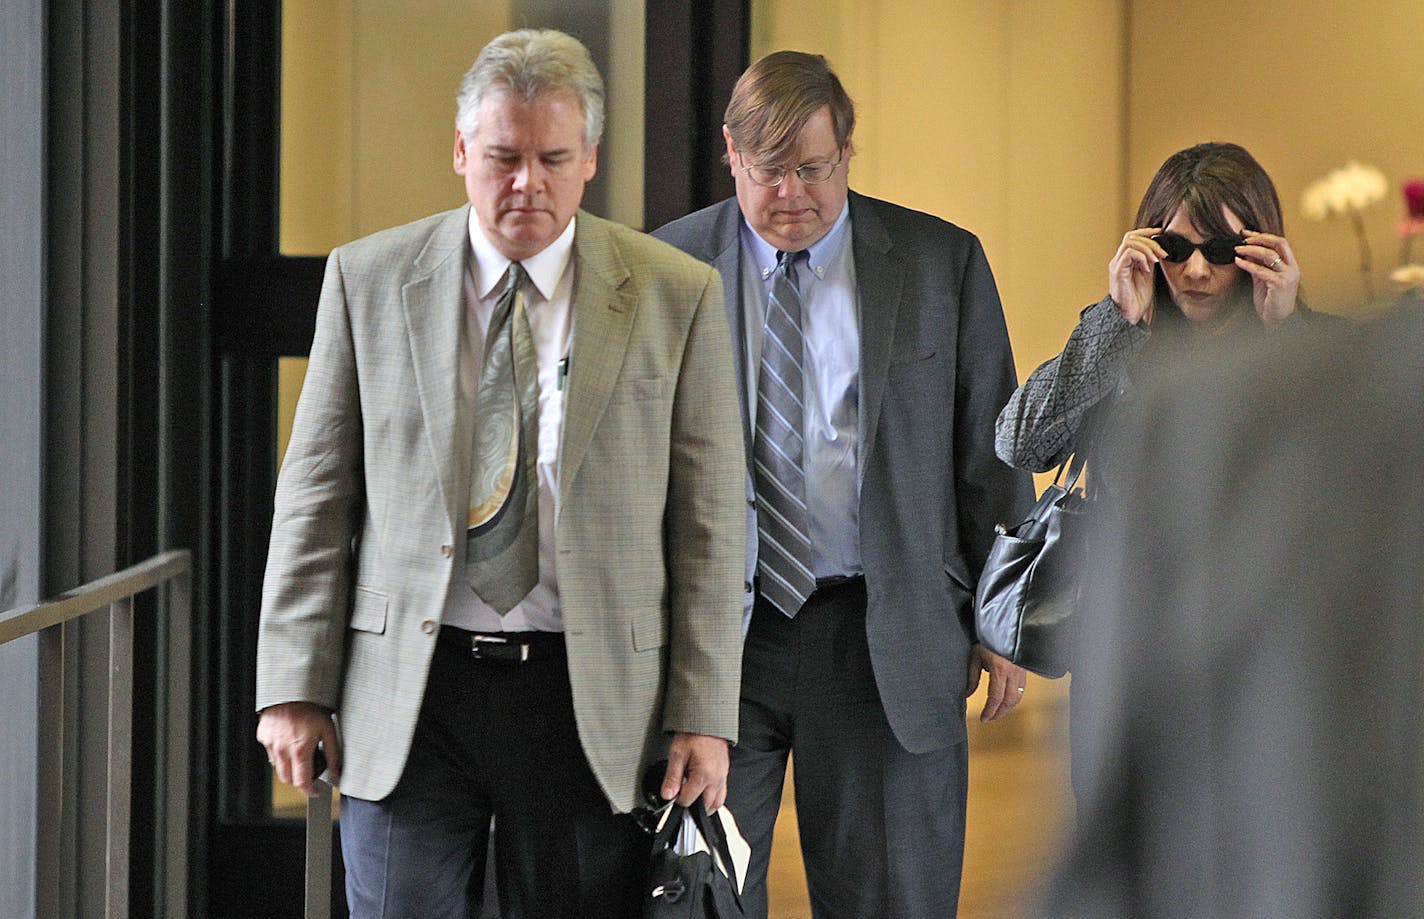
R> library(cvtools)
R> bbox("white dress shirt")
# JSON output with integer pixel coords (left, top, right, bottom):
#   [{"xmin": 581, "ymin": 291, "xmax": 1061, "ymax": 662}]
[
  {"xmin": 739, "ymin": 202, "xmax": 863, "ymax": 580},
  {"xmin": 441, "ymin": 214, "xmax": 576, "ymax": 632}
]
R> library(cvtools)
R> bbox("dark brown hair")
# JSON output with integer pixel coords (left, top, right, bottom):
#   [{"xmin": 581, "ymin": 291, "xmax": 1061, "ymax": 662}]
[
  {"xmin": 723, "ymin": 51, "xmax": 855, "ymax": 164},
  {"xmin": 1136, "ymin": 142, "xmax": 1284, "ymax": 238},
  {"xmin": 1137, "ymin": 143, "xmax": 1283, "ymax": 318}
]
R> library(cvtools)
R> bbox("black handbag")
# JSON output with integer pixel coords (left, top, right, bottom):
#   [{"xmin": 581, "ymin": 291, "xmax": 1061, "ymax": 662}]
[
  {"xmin": 974, "ymin": 454, "xmax": 1090, "ymax": 678},
  {"xmin": 644, "ymin": 798, "xmax": 746, "ymax": 919}
]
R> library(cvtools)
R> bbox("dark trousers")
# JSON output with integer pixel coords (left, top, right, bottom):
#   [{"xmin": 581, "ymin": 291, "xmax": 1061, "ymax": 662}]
[
  {"xmin": 339, "ymin": 627, "xmax": 647, "ymax": 919},
  {"xmin": 729, "ymin": 579, "xmax": 969, "ymax": 919}
]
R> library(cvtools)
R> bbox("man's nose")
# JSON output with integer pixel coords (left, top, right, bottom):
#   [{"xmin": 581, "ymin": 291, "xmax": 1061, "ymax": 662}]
[
  {"xmin": 777, "ymin": 170, "xmax": 806, "ymax": 198},
  {"xmin": 512, "ymin": 158, "xmax": 544, "ymax": 191}
]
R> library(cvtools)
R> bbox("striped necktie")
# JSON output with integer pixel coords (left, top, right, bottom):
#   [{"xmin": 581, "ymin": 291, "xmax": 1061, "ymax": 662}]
[
  {"xmin": 466, "ymin": 262, "xmax": 540, "ymax": 613},
  {"xmin": 754, "ymin": 251, "xmax": 816, "ymax": 616}
]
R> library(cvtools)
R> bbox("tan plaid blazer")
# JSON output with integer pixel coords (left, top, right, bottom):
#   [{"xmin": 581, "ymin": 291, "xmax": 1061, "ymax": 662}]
[{"xmin": 255, "ymin": 206, "xmax": 745, "ymax": 811}]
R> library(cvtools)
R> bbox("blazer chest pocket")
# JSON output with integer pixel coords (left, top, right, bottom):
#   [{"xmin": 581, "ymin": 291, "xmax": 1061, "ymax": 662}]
[
  {"xmin": 611, "ymin": 376, "xmax": 664, "ymax": 403},
  {"xmin": 350, "ymin": 586, "xmax": 389, "ymax": 634},
  {"xmin": 887, "ymin": 349, "xmax": 940, "ymax": 384}
]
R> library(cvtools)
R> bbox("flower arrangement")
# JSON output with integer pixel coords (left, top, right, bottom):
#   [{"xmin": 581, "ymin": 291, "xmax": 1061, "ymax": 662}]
[
  {"xmin": 1393, "ymin": 178, "xmax": 1424, "ymax": 296},
  {"xmin": 1300, "ymin": 161, "xmax": 1389, "ymax": 301}
]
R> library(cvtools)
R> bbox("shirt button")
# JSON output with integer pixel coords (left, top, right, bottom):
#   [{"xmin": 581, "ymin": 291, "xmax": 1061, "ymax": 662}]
[
  {"xmin": 440, "ymin": 544, "xmax": 453, "ymax": 558},
  {"xmin": 420, "ymin": 619, "xmax": 437, "ymax": 635},
  {"xmin": 744, "ymin": 581, "xmax": 754, "ymax": 593}
]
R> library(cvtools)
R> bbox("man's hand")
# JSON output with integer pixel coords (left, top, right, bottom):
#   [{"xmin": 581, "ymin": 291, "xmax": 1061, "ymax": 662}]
[
  {"xmin": 257, "ymin": 701, "xmax": 342, "ymax": 797},
  {"xmin": 660, "ymin": 732, "xmax": 731, "ymax": 812},
  {"xmin": 964, "ymin": 644, "xmax": 1029, "ymax": 723}
]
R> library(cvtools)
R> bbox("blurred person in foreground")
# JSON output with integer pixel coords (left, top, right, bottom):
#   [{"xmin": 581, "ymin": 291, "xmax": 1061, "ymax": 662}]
[
  {"xmin": 253, "ymin": 29, "xmax": 745, "ymax": 917},
  {"xmin": 995, "ymin": 142, "xmax": 1344, "ymax": 795},
  {"xmin": 655, "ymin": 50, "xmax": 1033, "ymax": 917},
  {"xmin": 1039, "ymin": 299, "xmax": 1424, "ymax": 918}
]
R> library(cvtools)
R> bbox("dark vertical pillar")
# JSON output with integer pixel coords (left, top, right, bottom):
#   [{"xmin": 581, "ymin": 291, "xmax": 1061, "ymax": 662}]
[{"xmin": 642, "ymin": 0, "xmax": 749, "ymax": 230}]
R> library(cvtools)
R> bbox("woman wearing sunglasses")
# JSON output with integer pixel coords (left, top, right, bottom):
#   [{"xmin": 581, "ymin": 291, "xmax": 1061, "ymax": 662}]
[
  {"xmin": 993, "ymin": 141, "xmax": 1340, "ymax": 796},
  {"xmin": 996, "ymin": 141, "xmax": 1334, "ymax": 477}
]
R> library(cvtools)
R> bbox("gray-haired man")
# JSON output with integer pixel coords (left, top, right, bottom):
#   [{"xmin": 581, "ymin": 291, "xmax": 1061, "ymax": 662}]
[{"xmin": 255, "ymin": 29, "xmax": 745, "ymax": 917}]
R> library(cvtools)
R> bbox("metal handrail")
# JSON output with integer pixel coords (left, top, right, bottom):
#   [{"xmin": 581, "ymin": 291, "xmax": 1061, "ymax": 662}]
[
  {"xmin": 0, "ymin": 549, "xmax": 193, "ymax": 919},
  {"xmin": 0, "ymin": 549, "xmax": 190, "ymax": 644}
]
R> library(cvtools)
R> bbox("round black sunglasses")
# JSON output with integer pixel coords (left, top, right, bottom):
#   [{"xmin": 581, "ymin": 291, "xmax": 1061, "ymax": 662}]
[{"xmin": 1152, "ymin": 232, "xmax": 1242, "ymax": 266}]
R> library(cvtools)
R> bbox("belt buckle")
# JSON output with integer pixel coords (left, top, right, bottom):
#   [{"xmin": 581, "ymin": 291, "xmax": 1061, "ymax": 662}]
[{"xmin": 470, "ymin": 634, "xmax": 530, "ymax": 663}]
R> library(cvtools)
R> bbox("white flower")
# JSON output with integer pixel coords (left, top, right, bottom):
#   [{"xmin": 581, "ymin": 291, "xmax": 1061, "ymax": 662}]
[
  {"xmin": 1300, "ymin": 161, "xmax": 1388, "ymax": 220},
  {"xmin": 1389, "ymin": 263, "xmax": 1424, "ymax": 288}
]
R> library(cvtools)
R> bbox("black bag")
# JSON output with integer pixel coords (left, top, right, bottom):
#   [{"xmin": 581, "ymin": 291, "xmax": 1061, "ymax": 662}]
[
  {"xmin": 974, "ymin": 455, "xmax": 1090, "ymax": 678},
  {"xmin": 644, "ymin": 798, "xmax": 746, "ymax": 919}
]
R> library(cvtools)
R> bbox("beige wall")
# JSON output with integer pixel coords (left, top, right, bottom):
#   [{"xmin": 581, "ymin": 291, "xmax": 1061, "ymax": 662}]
[
  {"xmin": 751, "ymin": 0, "xmax": 1126, "ymax": 381},
  {"xmin": 1128, "ymin": 0, "xmax": 1424, "ymax": 317},
  {"xmin": 279, "ymin": 0, "xmax": 513, "ymax": 256},
  {"xmin": 278, "ymin": 0, "xmax": 646, "ymax": 255},
  {"xmin": 752, "ymin": 0, "xmax": 1424, "ymax": 381},
  {"xmin": 275, "ymin": 2, "xmax": 648, "ymax": 463},
  {"xmin": 276, "ymin": 2, "xmax": 1424, "ymax": 456}
]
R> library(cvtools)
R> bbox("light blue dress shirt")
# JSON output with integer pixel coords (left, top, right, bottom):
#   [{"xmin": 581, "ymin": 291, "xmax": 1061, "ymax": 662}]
[{"xmin": 739, "ymin": 202, "xmax": 863, "ymax": 581}]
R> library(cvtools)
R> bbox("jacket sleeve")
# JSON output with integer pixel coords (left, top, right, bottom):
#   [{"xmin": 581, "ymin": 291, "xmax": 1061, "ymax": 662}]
[
  {"xmin": 995, "ymin": 296, "xmax": 1150, "ymax": 473},
  {"xmin": 660, "ymin": 267, "xmax": 747, "ymax": 742},
  {"xmin": 952, "ymin": 236, "xmax": 1037, "ymax": 584},
  {"xmin": 255, "ymin": 247, "xmax": 366, "ymax": 712}
]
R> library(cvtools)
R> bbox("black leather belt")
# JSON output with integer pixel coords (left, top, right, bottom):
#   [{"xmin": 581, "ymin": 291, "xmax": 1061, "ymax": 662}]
[
  {"xmin": 441, "ymin": 626, "xmax": 566, "ymax": 663},
  {"xmin": 814, "ymin": 574, "xmax": 864, "ymax": 592}
]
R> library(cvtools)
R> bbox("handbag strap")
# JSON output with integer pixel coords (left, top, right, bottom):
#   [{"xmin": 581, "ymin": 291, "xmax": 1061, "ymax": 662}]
[
  {"xmin": 650, "ymin": 798, "xmax": 744, "ymax": 906},
  {"xmin": 650, "ymin": 802, "xmax": 682, "ymax": 851},
  {"xmin": 688, "ymin": 799, "xmax": 744, "ymax": 908},
  {"xmin": 1053, "ymin": 452, "xmax": 1087, "ymax": 495}
]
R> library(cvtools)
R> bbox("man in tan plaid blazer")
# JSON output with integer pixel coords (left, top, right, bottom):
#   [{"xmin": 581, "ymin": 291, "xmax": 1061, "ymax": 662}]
[{"xmin": 254, "ymin": 29, "xmax": 744, "ymax": 918}]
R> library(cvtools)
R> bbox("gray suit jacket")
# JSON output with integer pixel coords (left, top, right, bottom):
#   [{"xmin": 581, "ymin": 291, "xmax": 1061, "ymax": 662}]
[
  {"xmin": 655, "ymin": 192, "xmax": 1033, "ymax": 751},
  {"xmin": 255, "ymin": 206, "xmax": 746, "ymax": 811}
]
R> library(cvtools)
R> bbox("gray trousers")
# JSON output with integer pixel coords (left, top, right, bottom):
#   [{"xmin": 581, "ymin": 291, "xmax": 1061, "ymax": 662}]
[{"xmin": 729, "ymin": 579, "xmax": 969, "ymax": 919}]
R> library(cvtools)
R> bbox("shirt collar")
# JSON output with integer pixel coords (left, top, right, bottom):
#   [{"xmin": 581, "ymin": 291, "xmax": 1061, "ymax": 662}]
[
  {"xmin": 467, "ymin": 210, "xmax": 577, "ymax": 301},
  {"xmin": 740, "ymin": 200, "xmax": 852, "ymax": 284}
]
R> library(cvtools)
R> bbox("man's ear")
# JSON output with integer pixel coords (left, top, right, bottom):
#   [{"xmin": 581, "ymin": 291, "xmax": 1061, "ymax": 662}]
[
  {"xmin": 453, "ymin": 130, "xmax": 469, "ymax": 175},
  {"xmin": 722, "ymin": 125, "xmax": 738, "ymax": 175}
]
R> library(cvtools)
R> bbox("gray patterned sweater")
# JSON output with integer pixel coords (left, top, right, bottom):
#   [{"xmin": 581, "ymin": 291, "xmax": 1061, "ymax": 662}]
[
  {"xmin": 996, "ymin": 295, "xmax": 1336, "ymax": 489},
  {"xmin": 995, "ymin": 296, "xmax": 1150, "ymax": 476}
]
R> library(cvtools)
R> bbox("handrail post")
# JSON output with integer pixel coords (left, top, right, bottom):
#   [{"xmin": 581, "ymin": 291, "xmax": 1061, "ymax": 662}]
[
  {"xmin": 106, "ymin": 596, "xmax": 134, "ymax": 919},
  {"xmin": 0, "ymin": 550, "xmax": 192, "ymax": 918},
  {"xmin": 305, "ymin": 784, "xmax": 334, "ymax": 919}
]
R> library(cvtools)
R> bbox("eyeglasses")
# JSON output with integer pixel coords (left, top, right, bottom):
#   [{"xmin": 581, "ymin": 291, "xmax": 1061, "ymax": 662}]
[
  {"xmin": 1152, "ymin": 232, "xmax": 1241, "ymax": 266},
  {"xmin": 736, "ymin": 151, "xmax": 844, "ymax": 188}
]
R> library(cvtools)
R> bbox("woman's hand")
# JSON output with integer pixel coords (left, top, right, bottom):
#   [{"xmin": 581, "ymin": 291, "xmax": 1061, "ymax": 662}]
[
  {"xmin": 1235, "ymin": 230, "xmax": 1301, "ymax": 325},
  {"xmin": 1108, "ymin": 228, "xmax": 1166, "ymax": 325}
]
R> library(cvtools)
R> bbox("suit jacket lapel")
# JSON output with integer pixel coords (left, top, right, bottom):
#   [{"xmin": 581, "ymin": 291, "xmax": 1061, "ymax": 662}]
[
  {"xmin": 559, "ymin": 212, "xmax": 636, "ymax": 510},
  {"xmin": 849, "ymin": 192, "xmax": 903, "ymax": 481},
  {"xmin": 401, "ymin": 206, "xmax": 472, "ymax": 533}
]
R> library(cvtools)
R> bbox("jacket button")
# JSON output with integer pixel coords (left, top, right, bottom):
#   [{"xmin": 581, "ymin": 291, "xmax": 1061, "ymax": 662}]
[
  {"xmin": 440, "ymin": 544, "xmax": 453, "ymax": 558},
  {"xmin": 420, "ymin": 619, "xmax": 437, "ymax": 635}
]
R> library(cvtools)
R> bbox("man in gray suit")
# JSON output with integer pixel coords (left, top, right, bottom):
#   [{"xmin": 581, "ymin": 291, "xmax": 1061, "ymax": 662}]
[
  {"xmin": 1041, "ymin": 303, "xmax": 1424, "ymax": 918},
  {"xmin": 254, "ymin": 29, "xmax": 745, "ymax": 918},
  {"xmin": 654, "ymin": 51, "xmax": 1034, "ymax": 917}
]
